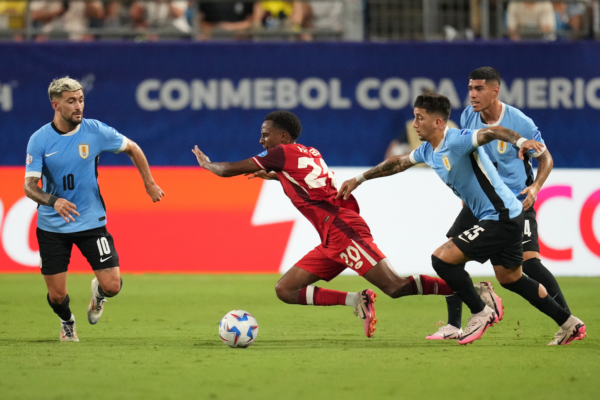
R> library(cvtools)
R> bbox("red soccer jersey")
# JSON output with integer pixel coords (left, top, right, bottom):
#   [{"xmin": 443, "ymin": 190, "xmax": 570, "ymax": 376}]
[{"xmin": 251, "ymin": 143, "xmax": 360, "ymax": 242}]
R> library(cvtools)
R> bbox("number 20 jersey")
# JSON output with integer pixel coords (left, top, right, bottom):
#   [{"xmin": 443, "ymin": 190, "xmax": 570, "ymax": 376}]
[
  {"xmin": 251, "ymin": 143, "xmax": 359, "ymax": 242},
  {"xmin": 25, "ymin": 119, "xmax": 127, "ymax": 234}
]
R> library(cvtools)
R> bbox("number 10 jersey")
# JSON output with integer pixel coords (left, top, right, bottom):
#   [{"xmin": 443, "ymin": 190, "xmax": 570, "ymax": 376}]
[
  {"xmin": 25, "ymin": 119, "xmax": 127, "ymax": 233},
  {"xmin": 252, "ymin": 143, "xmax": 359, "ymax": 242}
]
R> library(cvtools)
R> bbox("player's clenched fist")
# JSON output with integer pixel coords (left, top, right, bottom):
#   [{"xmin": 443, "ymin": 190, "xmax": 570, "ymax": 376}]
[
  {"xmin": 192, "ymin": 145, "xmax": 211, "ymax": 168},
  {"xmin": 54, "ymin": 198, "xmax": 80, "ymax": 223},
  {"xmin": 336, "ymin": 177, "xmax": 361, "ymax": 201},
  {"xmin": 145, "ymin": 183, "xmax": 165, "ymax": 202},
  {"xmin": 518, "ymin": 140, "xmax": 545, "ymax": 160}
]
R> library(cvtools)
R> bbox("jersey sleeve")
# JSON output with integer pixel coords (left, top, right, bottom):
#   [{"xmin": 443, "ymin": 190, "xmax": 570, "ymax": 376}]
[
  {"xmin": 25, "ymin": 134, "xmax": 44, "ymax": 178},
  {"xmin": 97, "ymin": 121, "xmax": 127, "ymax": 153},
  {"xmin": 409, "ymin": 143, "xmax": 427, "ymax": 165},
  {"xmin": 251, "ymin": 145, "xmax": 286, "ymax": 171},
  {"xmin": 515, "ymin": 118, "xmax": 546, "ymax": 157},
  {"xmin": 460, "ymin": 108, "xmax": 468, "ymax": 129},
  {"xmin": 447, "ymin": 128, "xmax": 480, "ymax": 156}
]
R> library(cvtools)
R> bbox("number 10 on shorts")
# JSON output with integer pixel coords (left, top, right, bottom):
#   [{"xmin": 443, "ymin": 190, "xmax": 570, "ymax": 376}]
[{"xmin": 97, "ymin": 237, "xmax": 111, "ymax": 256}]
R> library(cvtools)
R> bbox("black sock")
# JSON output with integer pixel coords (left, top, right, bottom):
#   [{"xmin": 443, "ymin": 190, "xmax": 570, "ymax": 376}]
[
  {"xmin": 431, "ymin": 255, "xmax": 485, "ymax": 314},
  {"xmin": 446, "ymin": 294, "xmax": 463, "ymax": 328},
  {"xmin": 47, "ymin": 293, "xmax": 72, "ymax": 321},
  {"xmin": 97, "ymin": 278, "xmax": 123, "ymax": 298},
  {"xmin": 523, "ymin": 258, "xmax": 570, "ymax": 313},
  {"xmin": 501, "ymin": 275, "xmax": 570, "ymax": 326}
]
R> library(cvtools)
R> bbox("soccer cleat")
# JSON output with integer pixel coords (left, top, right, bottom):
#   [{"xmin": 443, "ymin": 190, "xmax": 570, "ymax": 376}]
[
  {"xmin": 426, "ymin": 324, "xmax": 463, "ymax": 340},
  {"xmin": 547, "ymin": 316, "xmax": 586, "ymax": 346},
  {"xmin": 87, "ymin": 278, "xmax": 107, "ymax": 325},
  {"xmin": 478, "ymin": 281, "xmax": 504, "ymax": 321},
  {"xmin": 353, "ymin": 289, "xmax": 377, "ymax": 338},
  {"xmin": 458, "ymin": 306, "xmax": 498, "ymax": 345},
  {"xmin": 60, "ymin": 315, "xmax": 79, "ymax": 342}
]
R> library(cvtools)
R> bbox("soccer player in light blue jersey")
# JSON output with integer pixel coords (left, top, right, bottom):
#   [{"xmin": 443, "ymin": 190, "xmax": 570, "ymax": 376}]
[
  {"xmin": 24, "ymin": 77, "xmax": 165, "ymax": 341},
  {"xmin": 338, "ymin": 93, "xmax": 586, "ymax": 345},
  {"xmin": 435, "ymin": 67, "xmax": 573, "ymax": 343}
]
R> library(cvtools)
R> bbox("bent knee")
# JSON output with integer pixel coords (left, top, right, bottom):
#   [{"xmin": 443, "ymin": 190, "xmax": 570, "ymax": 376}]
[
  {"xmin": 275, "ymin": 282, "xmax": 298, "ymax": 304},
  {"xmin": 48, "ymin": 291, "xmax": 68, "ymax": 304},
  {"xmin": 101, "ymin": 280, "xmax": 121, "ymax": 296}
]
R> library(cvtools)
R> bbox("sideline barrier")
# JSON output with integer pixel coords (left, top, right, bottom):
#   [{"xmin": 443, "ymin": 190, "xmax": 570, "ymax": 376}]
[
  {"xmin": 1, "ymin": 167, "xmax": 599, "ymax": 276},
  {"xmin": 1, "ymin": 42, "xmax": 600, "ymax": 168}
]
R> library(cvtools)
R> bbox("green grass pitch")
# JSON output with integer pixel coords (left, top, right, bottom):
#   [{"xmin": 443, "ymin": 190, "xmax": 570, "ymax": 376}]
[{"xmin": 0, "ymin": 274, "xmax": 598, "ymax": 400}]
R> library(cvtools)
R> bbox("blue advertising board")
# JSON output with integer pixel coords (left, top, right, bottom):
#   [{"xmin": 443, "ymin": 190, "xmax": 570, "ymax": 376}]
[{"xmin": 1, "ymin": 42, "xmax": 599, "ymax": 167}]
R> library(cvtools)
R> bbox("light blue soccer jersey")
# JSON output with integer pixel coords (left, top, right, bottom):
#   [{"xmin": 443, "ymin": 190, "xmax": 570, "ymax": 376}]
[
  {"xmin": 25, "ymin": 119, "xmax": 127, "ymax": 233},
  {"xmin": 410, "ymin": 127, "xmax": 522, "ymax": 221},
  {"xmin": 461, "ymin": 103, "xmax": 544, "ymax": 201}
]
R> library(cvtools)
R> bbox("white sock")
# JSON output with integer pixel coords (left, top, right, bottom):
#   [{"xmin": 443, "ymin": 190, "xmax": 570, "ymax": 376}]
[
  {"xmin": 345, "ymin": 292, "xmax": 359, "ymax": 307},
  {"xmin": 472, "ymin": 306, "xmax": 491, "ymax": 317},
  {"xmin": 560, "ymin": 315, "xmax": 576, "ymax": 330},
  {"xmin": 61, "ymin": 314, "xmax": 74, "ymax": 323}
]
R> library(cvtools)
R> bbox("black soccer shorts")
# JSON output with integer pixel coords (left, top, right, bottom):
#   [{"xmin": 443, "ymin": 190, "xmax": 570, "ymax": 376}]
[
  {"xmin": 447, "ymin": 204, "xmax": 539, "ymax": 253},
  {"xmin": 450, "ymin": 212, "xmax": 525, "ymax": 269},
  {"xmin": 37, "ymin": 226, "xmax": 120, "ymax": 275}
]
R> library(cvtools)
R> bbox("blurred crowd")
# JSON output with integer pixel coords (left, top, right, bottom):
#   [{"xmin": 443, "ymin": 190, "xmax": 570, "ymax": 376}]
[
  {"xmin": 0, "ymin": 0, "xmax": 593, "ymax": 41},
  {"xmin": 0, "ymin": 0, "xmax": 344, "ymax": 41}
]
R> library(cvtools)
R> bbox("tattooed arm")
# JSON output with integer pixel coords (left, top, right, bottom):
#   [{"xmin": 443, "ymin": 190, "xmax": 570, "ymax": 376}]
[
  {"xmin": 336, "ymin": 153, "xmax": 415, "ymax": 200},
  {"xmin": 24, "ymin": 177, "xmax": 80, "ymax": 223},
  {"xmin": 476, "ymin": 126, "xmax": 546, "ymax": 162},
  {"xmin": 521, "ymin": 148, "xmax": 553, "ymax": 210}
]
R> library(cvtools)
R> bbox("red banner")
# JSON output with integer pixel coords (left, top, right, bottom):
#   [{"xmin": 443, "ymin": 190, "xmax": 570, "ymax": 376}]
[{"xmin": 0, "ymin": 167, "xmax": 293, "ymax": 274}]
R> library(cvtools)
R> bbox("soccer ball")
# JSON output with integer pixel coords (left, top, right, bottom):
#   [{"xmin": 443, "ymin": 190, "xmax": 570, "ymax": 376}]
[{"xmin": 219, "ymin": 310, "xmax": 259, "ymax": 348}]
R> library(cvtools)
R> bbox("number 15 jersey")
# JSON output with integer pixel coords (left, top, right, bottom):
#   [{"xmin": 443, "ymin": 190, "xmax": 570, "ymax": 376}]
[
  {"xmin": 25, "ymin": 119, "xmax": 127, "ymax": 234},
  {"xmin": 251, "ymin": 143, "xmax": 359, "ymax": 242}
]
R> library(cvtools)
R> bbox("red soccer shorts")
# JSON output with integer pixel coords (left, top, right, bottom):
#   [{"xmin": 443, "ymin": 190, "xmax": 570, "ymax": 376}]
[{"xmin": 295, "ymin": 208, "xmax": 386, "ymax": 281}]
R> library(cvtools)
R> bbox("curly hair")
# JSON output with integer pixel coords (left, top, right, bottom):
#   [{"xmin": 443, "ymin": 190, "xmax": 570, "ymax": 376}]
[{"xmin": 264, "ymin": 111, "xmax": 302, "ymax": 140}]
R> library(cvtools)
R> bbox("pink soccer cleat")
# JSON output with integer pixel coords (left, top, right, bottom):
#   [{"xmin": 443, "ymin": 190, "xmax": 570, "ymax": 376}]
[
  {"xmin": 458, "ymin": 306, "xmax": 498, "ymax": 345},
  {"xmin": 548, "ymin": 316, "xmax": 586, "ymax": 346},
  {"xmin": 426, "ymin": 324, "xmax": 463, "ymax": 340},
  {"xmin": 353, "ymin": 289, "xmax": 377, "ymax": 338},
  {"xmin": 478, "ymin": 281, "xmax": 504, "ymax": 321}
]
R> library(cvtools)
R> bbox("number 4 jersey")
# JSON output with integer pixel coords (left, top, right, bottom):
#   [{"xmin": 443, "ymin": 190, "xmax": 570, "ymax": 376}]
[
  {"xmin": 252, "ymin": 143, "xmax": 359, "ymax": 242},
  {"xmin": 25, "ymin": 119, "xmax": 127, "ymax": 233}
]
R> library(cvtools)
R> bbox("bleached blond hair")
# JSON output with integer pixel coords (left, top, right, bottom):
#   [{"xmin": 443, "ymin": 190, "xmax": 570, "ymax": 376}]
[{"xmin": 48, "ymin": 77, "xmax": 83, "ymax": 101}]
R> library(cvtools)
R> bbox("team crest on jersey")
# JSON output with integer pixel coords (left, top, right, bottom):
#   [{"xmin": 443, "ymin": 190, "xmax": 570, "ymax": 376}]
[
  {"xmin": 257, "ymin": 150, "xmax": 267, "ymax": 157},
  {"xmin": 442, "ymin": 156, "xmax": 451, "ymax": 171},
  {"xmin": 79, "ymin": 143, "xmax": 90, "ymax": 159},
  {"xmin": 26, "ymin": 153, "xmax": 33, "ymax": 165},
  {"xmin": 497, "ymin": 140, "xmax": 508, "ymax": 154}
]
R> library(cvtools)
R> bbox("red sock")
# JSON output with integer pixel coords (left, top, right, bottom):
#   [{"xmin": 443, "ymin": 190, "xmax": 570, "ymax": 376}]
[
  {"xmin": 299, "ymin": 286, "xmax": 348, "ymax": 306},
  {"xmin": 409, "ymin": 275, "xmax": 454, "ymax": 295}
]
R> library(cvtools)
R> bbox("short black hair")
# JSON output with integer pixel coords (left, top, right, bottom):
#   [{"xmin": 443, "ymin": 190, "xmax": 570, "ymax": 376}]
[
  {"xmin": 264, "ymin": 111, "xmax": 302, "ymax": 140},
  {"xmin": 469, "ymin": 67, "xmax": 501, "ymax": 86},
  {"xmin": 413, "ymin": 93, "xmax": 451, "ymax": 121}
]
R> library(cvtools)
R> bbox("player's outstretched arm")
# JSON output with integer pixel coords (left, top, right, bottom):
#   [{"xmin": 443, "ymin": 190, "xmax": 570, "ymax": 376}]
[
  {"xmin": 192, "ymin": 145, "xmax": 260, "ymax": 177},
  {"xmin": 476, "ymin": 126, "xmax": 545, "ymax": 153},
  {"xmin": 336, "ymin": 153, "xmax": 414, "ymax": 200},
  {"xmin": 123, "ymin": 139, "xmax": 165, "ymax": 202},
  {"xmin": 521, "ymin": 148, "xmax": 553, "ymax": 210},
  {"xmin": 24, "ymin": 177, "xmax": 80, "ymax": 223}
]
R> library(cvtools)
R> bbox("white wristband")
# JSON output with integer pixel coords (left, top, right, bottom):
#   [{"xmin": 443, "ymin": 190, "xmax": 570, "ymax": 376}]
[
  {"xmin": 355, "ymin": 173, "xmax": 366, "ymax": 184},
  {"xmin": 516, "ymin": 138, "xmax": 527, "ymax": 148}
]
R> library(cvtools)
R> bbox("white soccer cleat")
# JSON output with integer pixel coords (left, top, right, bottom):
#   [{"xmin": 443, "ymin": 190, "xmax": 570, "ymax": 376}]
[
  {"xmin": 87, "ymin": 278, "xmax": 107, "ymax": 325},
  {"xmin": 60, "ymin": 315, "xmax": 79, "ymax": 342},
  {"xmin": 478, "ymin": 281, "xmax": 504, "ymax": 321},
  {"xmin": 458, "ymin": 305, "xmax": 498, "ymax": 345},
  {"xmin": 426, "ymin": 324, "xmax": 463, "ymax": 340},
  {"xmin": 547, "ymin": 316, "xmax": 586, "ymax": 346}
]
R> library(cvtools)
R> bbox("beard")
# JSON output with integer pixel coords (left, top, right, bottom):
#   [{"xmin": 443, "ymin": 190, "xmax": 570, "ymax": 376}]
[{"xmin": 63, "ymin": 113, "xmax": 83, "ymax": 129}]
